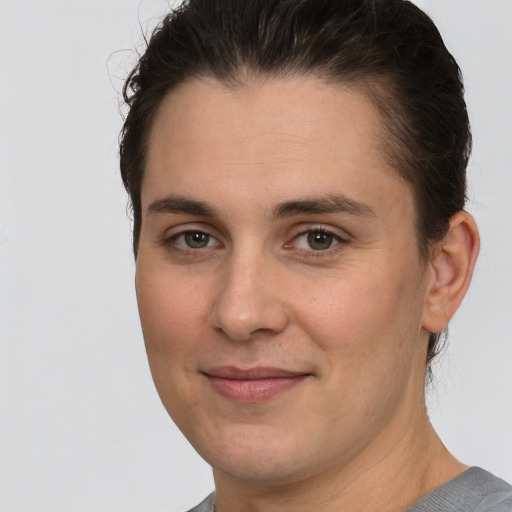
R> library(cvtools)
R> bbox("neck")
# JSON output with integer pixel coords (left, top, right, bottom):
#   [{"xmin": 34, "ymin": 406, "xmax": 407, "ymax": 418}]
[{"xmin": 213, "ymin": 400, "xmax": 465, "ymax": 512}]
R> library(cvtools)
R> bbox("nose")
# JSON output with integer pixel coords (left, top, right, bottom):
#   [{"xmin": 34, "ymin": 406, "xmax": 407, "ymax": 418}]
[{"xmin": 209, "ymin": 252, "xmax": 289, "ymax": 341}]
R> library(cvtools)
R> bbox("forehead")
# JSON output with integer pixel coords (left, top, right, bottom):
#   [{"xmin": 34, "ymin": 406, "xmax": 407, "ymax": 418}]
[
  {"xmin": 148, "ymin": 76, "xmax": 384, "ymax": 163},
  {"xmin": 143, "ymin": 77, "xmax": 414, "ymax": 229}
]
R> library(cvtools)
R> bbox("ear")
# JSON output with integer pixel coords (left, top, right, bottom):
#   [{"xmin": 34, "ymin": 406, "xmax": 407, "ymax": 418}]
[{"xmin": 422, "ymin": 211, "xmax": 480, "ymax": 334}]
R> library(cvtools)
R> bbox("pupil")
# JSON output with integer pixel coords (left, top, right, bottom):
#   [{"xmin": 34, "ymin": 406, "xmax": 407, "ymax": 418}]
[
  {"xmin": 186, "ymin": 232, "xmax": 209, "ymax": 248},
  {"xmin": 308, "ymin": 232, "xmax": 332, "ymax": 250}
]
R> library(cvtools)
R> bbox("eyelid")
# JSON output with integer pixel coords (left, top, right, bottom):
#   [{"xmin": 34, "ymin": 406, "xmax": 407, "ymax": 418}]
[
  {"xmin": 283, "ymin": 224, "xmax": 351, "ymax": 256},
  {"xmin": 160, "ymin": 222, "xmax": 350, "ymax": 256},
  {"xmin": 286, "ymin": 224, "xmax": 351, "ymax": 244},
  {"xmin": 162, "ymin": 223, "xmax": 224, "ymax": 250},
  {"xmin": 172, "ymin": 231, "xmax": 221, "ymax": 249},
  {"xmin": 163, "ymin": 222, "xmax": 220, "ymax": 239}
]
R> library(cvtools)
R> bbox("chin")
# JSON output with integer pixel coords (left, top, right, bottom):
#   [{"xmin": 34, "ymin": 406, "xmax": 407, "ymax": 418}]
[
  {"xmin": 191, "ymin": 422, "xmax": 329, "ymax": 486},
  {"xmin": 212, "ymin": 451, "xmax": 310, "ymax": 486},
  {"xmin": 205, "ymin": 430, "xmax": 380, "ymax": 491}
]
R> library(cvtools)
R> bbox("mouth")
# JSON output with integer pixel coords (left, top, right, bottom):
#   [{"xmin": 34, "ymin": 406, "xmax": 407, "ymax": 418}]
[{"xmin": 202, "ymin": 366, "xmax": 311, "ymax": 402}]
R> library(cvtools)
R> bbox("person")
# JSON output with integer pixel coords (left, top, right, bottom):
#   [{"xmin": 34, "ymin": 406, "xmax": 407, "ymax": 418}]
[{"xmin": 118, "ymin": 0, "xmax": 512, "ymax": 511}]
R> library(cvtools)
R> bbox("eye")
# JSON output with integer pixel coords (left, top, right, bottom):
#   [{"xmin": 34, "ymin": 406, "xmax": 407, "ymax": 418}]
[
  {"xmin": 171, "ymin": 231, "xmax": 220, "ymax": 249},
  {"xmin": 293, "ymin": 230, "xmax": 342, "ymax": 251}
]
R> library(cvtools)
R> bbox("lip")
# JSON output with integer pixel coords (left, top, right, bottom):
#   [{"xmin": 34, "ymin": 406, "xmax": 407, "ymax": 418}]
[{"xmin": 203, "ymin": 366, "xmax": 311, "ymax": 402}]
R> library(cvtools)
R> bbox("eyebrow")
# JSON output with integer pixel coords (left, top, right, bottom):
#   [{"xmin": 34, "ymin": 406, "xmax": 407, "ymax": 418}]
[
  {"xmin": 147, "ymin": 196, "xmax": 217, "ymax": 217},
  {"xmin": 273, "ymin": 195, "xmax": 376, "ymax": 219},
  {"xmin": 146, "ymin": 194, "xmax": 375, "ymax": 219}
]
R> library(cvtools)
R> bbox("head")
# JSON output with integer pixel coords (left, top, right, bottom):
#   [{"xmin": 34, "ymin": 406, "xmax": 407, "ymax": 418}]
[
  {"xmin": 120, "ymin": 0, "xmax": 481, "ymax": 493},
  {"xmin": 120, "ymin": 0, "xmax": 472, "ymax": 374}
]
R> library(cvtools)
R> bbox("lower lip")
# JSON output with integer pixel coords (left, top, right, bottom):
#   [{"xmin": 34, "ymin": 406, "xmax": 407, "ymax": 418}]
[{"xmin": 205, "ymin": 375, "xmax": 308, "ymax": 402}]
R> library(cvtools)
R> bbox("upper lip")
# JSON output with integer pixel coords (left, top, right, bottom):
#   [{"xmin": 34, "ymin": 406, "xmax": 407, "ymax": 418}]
[{"xmin": 203, "ymin": 366, "xmax": 310, "ymax": 380}]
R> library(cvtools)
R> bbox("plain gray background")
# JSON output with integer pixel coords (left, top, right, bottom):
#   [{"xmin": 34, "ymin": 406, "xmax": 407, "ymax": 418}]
[{"xmin": 1, "ymin": 1, "xmax": 511, "ymax": 511}]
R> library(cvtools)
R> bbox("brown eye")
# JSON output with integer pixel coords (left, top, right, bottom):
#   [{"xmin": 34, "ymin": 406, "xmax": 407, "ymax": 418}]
[
  {"xmin": 292, "ymin": 230, "xmax": 343, "ymax": 252},
  {"xmin": 307, "ymin": 231, "xmax": 336, "ymax": 250},
  {"xmin": 171, "ymin": 231, "xmax": 219, "ymax": 250},
  {"xmin": 184, "ymin": 232, "xmax": 211, "ymax": 248}
]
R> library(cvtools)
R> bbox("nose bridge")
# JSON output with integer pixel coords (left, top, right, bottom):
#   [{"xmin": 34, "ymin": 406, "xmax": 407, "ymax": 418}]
[{"xmin": 209, "ymin": 245, "xmax": 288, "ymax": 341}]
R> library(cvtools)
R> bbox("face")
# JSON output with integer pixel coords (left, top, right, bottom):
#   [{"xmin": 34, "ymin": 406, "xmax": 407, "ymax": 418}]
[{"xmin": 136, "ymin": 77, "xmax": 432, "ymax": 487}]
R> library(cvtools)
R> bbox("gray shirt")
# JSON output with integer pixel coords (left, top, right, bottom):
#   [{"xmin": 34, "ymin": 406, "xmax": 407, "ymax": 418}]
[
  {"xmin": 405, "ymin": 467, "xmax": 512, "ymax": 512},
  {"xmin": 186, "ymin": 468, "xmax": 512, "ymax": 511}
]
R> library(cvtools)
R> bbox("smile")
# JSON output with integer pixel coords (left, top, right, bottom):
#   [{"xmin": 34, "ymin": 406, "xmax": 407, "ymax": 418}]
[{"xmin": 203, "ymin": 366, "xmax": 311, "ymax": 402}]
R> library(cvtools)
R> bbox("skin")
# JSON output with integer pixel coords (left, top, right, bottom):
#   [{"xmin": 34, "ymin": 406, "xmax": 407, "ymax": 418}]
[{"xmin": 135, "ymin": 77, "xmax": 479, "ymax": 512}]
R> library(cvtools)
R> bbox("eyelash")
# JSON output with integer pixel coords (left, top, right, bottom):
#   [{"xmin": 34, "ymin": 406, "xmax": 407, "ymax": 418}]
[
  {"xmin": 285, "ymin": 227, "xmax": 349, "ymax": 258},
  {"xmin": 163, "ymin": 226, "xmax": 350, "ymax": 258},
  {"xmin": 166, "ymin": 230, "xmax": 222, "ymax": 253}
]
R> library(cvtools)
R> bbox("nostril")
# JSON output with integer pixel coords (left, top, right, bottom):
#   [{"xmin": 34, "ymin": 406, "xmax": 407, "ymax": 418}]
[{"xmin": 209, "ymin": 292, "xmax": 289, "ymax": 341}]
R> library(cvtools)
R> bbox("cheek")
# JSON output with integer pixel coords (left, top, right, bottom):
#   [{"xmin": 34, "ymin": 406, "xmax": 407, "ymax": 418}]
[
  {"xmin": 295, "ymin": 266, "xmax": 426, "ymax": 427},
  {"xmin": 135, "ymin": 262, "xmax": 208, "ymax": 372},
  {"xmin": 294, "ymin": 258, "xmax": 425, "ymax": 372},
  {"xmin": 135, "ymin": 261, "xmax": 214, "ymax": 426}
]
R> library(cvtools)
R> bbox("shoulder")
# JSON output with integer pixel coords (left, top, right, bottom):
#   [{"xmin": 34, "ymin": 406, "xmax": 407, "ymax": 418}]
[
  {"xmin": 182, "ymin": 471, "xmax": 512, "ymax": 512},
  {"xmin": 184, "ymin": 492, "xmax": 215, "ymax": 512},
  {"xmin": 406, "ymin": 467, "xmax": 512, "ymax": 512}
]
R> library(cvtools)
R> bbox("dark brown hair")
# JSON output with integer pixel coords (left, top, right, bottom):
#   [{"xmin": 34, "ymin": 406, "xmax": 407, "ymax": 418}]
[{"xmin": 120, "ymin": 0, "xmax": 471, "ymax": 370}]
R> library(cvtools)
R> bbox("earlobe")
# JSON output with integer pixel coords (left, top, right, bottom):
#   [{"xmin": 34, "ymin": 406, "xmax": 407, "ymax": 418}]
[{"xmin": 422, "ymin": 211, "xmax": 480, "ymax": 334}]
